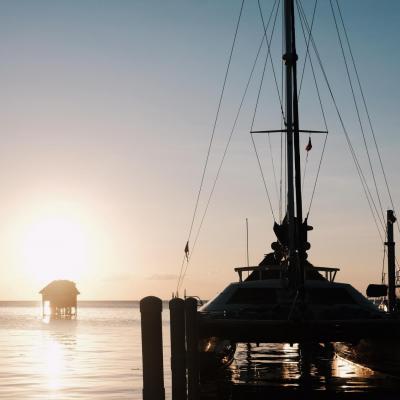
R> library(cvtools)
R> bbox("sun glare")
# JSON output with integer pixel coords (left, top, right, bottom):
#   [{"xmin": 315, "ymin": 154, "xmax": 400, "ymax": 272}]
[{"xmin": 21, "ymin": 212, "xmax": 91, "ymax": 284}]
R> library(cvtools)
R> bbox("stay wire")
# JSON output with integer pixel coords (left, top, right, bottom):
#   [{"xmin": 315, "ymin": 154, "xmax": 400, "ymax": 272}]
[
  {"xmin": 330, "ymin": 0, "xmax": 386, "ymax": 233},
  {"xmin": 297, "ymin": 0, "xmax": 315, "ymax": 196},
  {"xmin": 176, "ymin": 0, "xmax": 245, "ymax": 293},
  {"xmin": 260, "ymin": 0, "xmax": 281, "ymax": 208},
  {"xmin": 258, "ymin": 0, "xmax": 285, "ymax": 123},
  {"xmin": 335, "ymin": 0, "xmax": 400, "ymax": 237},
  {"xmin": 178, "ymin": 0, "xmax": 280, "ymax": 292},
  {"xmin": 296, "ymin": 0, "xmax": 384, "ymax": 242},
  {"xmin": 298, "ymin": 0, "xmax": 383, "ymax": 239},
  {"xmin": 298, "ymin": 0, "xmax": 318, "ymax": 100},
  {"xmin": 301, "ymin": 150, "xmax": 309, "ymax": 195},
  {"xmin": 179, "ymin": 0, "xmax": 280, "ymax": 288},
  {"xmin": 267, "ymin": 132, "xmax": 280, "ymax": 206},
  {"xmin": 336, "ymin": 0, "xmax": 400, "ymax": 275},
  {"xmin": 250, "ymin": 0, "xmax": 282, "ymax": 222},
  {"xmin": 255, "ymin": 0, "xmax": 282, "ymax": 217},
  {"xmin": 296, "ymin": 1, "xmax": 329, "ymax": 217}
]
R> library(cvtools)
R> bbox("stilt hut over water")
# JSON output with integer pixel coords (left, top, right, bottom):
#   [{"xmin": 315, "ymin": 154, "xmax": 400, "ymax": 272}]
[{"xmin": 39, "ymin": 280, "xmax": 80, "ymax": 318}]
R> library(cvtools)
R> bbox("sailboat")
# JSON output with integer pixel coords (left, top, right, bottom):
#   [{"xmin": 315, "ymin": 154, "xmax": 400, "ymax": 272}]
[{"xmin": 182, "ymin": 0, "xmax": 400, "ymax": 374}]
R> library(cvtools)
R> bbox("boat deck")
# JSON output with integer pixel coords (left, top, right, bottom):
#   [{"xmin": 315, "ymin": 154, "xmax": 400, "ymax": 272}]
[{"xmin": 199, "ymin": 315, "xmax": 400, "ymax": 343}]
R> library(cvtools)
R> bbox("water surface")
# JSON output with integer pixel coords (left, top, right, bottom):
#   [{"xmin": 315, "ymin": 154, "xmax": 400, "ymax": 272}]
[{"xmin": 0, "ymin": 301, "xmax": 399, "ymax": 399}]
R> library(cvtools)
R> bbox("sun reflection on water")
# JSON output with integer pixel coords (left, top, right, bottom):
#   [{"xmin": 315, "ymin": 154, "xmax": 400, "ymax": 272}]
[
  {"xmin": 44, "ymin": 340, "xmax": 65, "ymax": 391},
  {"xmin": 334, "ymin": 353, "xmax": 372, "ymax": 379}
]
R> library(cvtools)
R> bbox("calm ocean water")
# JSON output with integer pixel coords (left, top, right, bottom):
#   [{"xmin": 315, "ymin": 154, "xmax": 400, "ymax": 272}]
[
  {"xmin": 0, "ymin": 301, "xmax": 165, "ymax": 400},
  {"xmin": 0, "ymin": 301, "xmax": 399, "ymax": 399}
]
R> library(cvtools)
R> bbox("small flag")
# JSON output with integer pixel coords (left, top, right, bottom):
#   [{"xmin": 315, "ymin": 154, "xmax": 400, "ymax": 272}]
[
  {"xmin": 184, "ymin": 241, "xmax": 189, "ymax": 261},
  {"xmin": 305, "ymin": 136, "xmax": 312, "ymax": 152}
]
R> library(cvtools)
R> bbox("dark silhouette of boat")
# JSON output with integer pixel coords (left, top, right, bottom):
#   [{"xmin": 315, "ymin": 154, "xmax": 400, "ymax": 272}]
[{"xmin": 192, "ymin": 0, "xmax": 400, "ymax": 375}]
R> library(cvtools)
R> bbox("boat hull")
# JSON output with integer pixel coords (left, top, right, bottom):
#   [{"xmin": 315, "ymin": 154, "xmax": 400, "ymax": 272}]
[{"xmin": 335, "ymin": 340, "xmax": 400, "ymax": 376}]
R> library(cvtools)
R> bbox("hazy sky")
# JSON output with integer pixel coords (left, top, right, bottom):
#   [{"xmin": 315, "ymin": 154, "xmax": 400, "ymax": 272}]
[{"xmin": 0, "ymin": 0, "xmax": 399, "ymax": 300}]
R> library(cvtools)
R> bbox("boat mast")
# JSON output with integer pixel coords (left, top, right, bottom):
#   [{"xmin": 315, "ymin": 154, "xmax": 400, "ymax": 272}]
[{"xmin": 283, "ymin": 0, "xmax": 304, "ymax": 289}]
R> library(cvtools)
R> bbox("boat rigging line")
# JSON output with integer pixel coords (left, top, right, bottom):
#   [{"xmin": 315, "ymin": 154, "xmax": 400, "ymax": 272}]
[
  {"xmin": 297, "ymin": 0, "xmax": 317, "ymax": 201},
  {"xmin": 258, "ymin": 0, "xmax": 287, "ymax": 224},
  {"xmin": 296, "ymin": 0, "xmax": 386, "ymax": 243},
  {"xmin": 176, "ymin": 0, "xmax": 399, "ymax": 294},
  {"xmin": 258, "ymin": 0, "xmax": 286, "ymax": 124},
  {"xmin": 298, "ymin": 0, "xmax": 318, "ymax": 99},
  {"xmin": 330, "ymin": 0, "xmax": 386, "ymax": 233},
  {"xmin": 252, "ymin": 0, "xmax": 328, "ymax": 220},
  {"xmin": 295, "ymin": 0, "xmax": 329, "ymax": 218},
  {"xmin": 333, "ymin": 0, "xmax": 400, "ymax": 238},
  {"xmin": 250, "ymin": 0, "xmax": 281, "ymax": 223},
  {"xmin": 176, "ymin": 0, "xmax": 282, "ymax": 293},
  {"xmin": 267, "ymin": 132, "xmax": 280, "ymax": 207},
  {"xmin": 176, "ymin": 0, "xmax": 245, "ymax": 294}
]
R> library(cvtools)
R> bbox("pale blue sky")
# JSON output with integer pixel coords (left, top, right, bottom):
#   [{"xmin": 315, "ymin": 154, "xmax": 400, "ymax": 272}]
[{"xmin": 0, "ymin": 1, "xmax": 398, "ymax": 299}]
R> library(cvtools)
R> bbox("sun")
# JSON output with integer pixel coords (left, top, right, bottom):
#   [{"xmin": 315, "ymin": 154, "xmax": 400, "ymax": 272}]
[{"xmin": 21, "ymin": 213, "xmax": 90, "ymax": 285}]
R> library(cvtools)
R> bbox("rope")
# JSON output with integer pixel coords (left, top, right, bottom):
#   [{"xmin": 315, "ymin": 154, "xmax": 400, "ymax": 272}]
[
  {"xmin": 259, "ymin": 0, "xmax": 281, "ymax": 208},
  {"xmin": 267, "ymin": 132, "xmax": 280, "ymax": 205},
  {"xmin": 258, "ymin": 0, "xmax": 285, "ymax": 123},
  {"xmin": 298, "ymin": 0, "xmax": 318, "ymax": 100},
  {"xmin": 301, "ymin": 148, "xmax": 309, "ymax": 195},
  {"xmin": 334, "ymin": 0, "xmax": 400, "ymax": 238},
  {"xmin": 177, "ymin": 0, "xmax": 281, "ymax": 292},
  {"xmin": 330, "ymin": 0, "xmax": 386, "ymax": 233},
  {"xmin": 250, "ymin": 0, "xmax": 282, "ymax": 222},
  {"xmin": 176, "ymin": 0, "xmax": 245, "ymax": 293},
  {"xmin": 296, "ymin": 0, "xmax": 384, "ymax": 242},
  {"xmin": 297, "ymin": 1, "xmax": 315, "ymax": 199},
  {"xmin": 335, "ymin": 1, "xmax": 400, "ymax": 285},
  {"xmin": 296, "ymin": 1, "xmax": 329, "ymax": 217}
]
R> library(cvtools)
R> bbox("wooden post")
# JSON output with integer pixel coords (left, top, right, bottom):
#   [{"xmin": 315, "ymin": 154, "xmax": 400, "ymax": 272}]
[
  {"xmin": 386, "ymin": 210, "xmax": 397, "ymax": 314},
  {"xmin": 169, "ymin": 298, "xmax": 187, "ymax": 400},
  {"xmin": 140, "ymin": 296, "xmax": 165, "ymax": 400},
  {"xmin": 185, "ymin": 297, "xmax": 199, "ymax": 400}
]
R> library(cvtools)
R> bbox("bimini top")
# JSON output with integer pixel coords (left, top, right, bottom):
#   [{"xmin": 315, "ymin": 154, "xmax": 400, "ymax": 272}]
[{"xmin": 39, "ymin": 280, "xmax": 80, "ymax": 296}]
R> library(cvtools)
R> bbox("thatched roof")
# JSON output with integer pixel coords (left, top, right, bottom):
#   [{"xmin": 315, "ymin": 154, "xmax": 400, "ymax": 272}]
[{"xmin": 39, "ymin": 280, "xmax": 80, "ymax": 296}]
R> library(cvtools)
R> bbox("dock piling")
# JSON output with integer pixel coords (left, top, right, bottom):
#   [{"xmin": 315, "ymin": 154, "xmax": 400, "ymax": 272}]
[
  {"xmin": 169, "ymin": 297, "xmax": 187, "ymax": 400},
  {"xmin": 140, "ymin": 296, "xmax": 165, "ymax": 400},
  {"xmin": 185, "ymin": 297, "xmax": 200, "ymax": 400}
]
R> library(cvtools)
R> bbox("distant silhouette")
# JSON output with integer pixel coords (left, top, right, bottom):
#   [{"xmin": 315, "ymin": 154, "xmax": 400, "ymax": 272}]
[{"xmin": 39, "ymin": 280, "xmax": 80, "ymax": 319}]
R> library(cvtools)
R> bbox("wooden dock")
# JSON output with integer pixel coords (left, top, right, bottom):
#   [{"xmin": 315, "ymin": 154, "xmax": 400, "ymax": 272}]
[{"xmin": 140, "ymin": 296, "xmax": 400, "ymax": 400}]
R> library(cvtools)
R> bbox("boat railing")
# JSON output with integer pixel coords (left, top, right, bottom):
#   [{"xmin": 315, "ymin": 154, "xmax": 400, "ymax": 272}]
[{"xmin": 234, "ymin": 265, "xmax": 340, "ymax": 283}]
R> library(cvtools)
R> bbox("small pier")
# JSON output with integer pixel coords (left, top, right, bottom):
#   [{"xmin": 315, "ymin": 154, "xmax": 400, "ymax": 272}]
[{"xmin": 140, "ymin": 296, "xmax": 400, "ymax": 399}]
